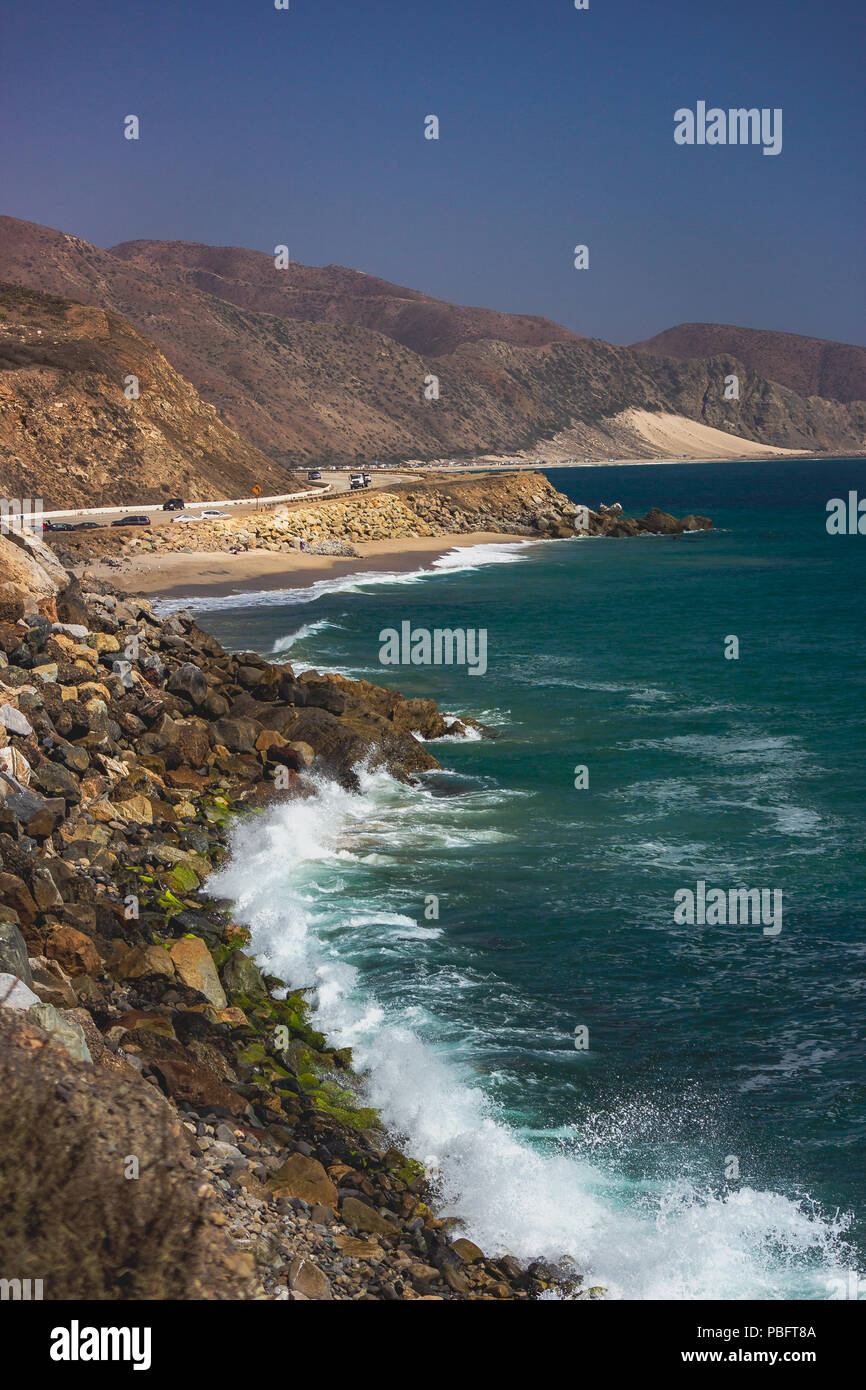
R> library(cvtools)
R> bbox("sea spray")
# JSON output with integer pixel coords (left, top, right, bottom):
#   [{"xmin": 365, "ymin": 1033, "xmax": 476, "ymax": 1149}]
[{"xmin": 209, "ymin": 767, "xmax": 856, "ymax": 1299}]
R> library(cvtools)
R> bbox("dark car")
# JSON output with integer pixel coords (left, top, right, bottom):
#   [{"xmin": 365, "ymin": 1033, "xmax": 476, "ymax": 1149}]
[
  {"xmin": 162, "ymin": 498, "xmax": 185, "ymax": 510},
  {"xmin": 110, "ymin": 515, "xmax": 151, "ymax": 527},
  {"xmin": 307, "ymin": 470, "xmax": 322, "ymax": 481},
  {"xmin": 74, "ymin": 521, "xmax": 100, "ymax": 530},
  {"xmin": 43, "ymin": 520, "xmax": 75, "ymax": 532}
]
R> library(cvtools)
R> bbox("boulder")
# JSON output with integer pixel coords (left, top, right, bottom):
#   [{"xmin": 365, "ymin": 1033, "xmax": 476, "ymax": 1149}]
[
  {"xmin": 168, "ymin": 937, "xmax": 227, "ymax": 1008},
  {"xmin": 340, "ymin": 1195, "xmax": 401, "ymax": 1237},
  {"xmin": 220, "ymin": 949, "xmax": 268, "ymax": 1001},
  {"xmin": 111, "ymin": 943, "xmax": 176, "ymax": 984},
  {"xmin": 167, "ymin": 663, "xmax": 209, "ymax": 706},
  {"xmin": 44, "ymin": 923, "xmax": 101, "ymax": 978},
  {"xmin": 0, "ymin": 921, "xmax": 32, "ymax": 984},
  {"xmin": 269, "ymin": 1152, "xmax": 338, "ymax": 1208},
  {"xmin": 286, "ymin": 1256, "xmax": 332, "ymax": 1300},
  {"xmin": 0, "ymin": 703, "xmax": 33, "ymax": 737},
  {"xmin": 450, "ymin": 1238, "xmax": 484, "ymax": 1264},
  {"xmin": 211, "ymin": 718, "xmax": 262, "ymax": 755},
  {"xmin": 27, "ymin": 1001, "xmax": 92, "ymax": 1063},
  {"xmin": 0, "ymin": 972, "xmax": 40, "ymax": 1010}
]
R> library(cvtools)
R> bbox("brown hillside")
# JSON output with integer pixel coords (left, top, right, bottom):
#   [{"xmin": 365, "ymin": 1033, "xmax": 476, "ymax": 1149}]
[
  {"xmin": 108, "ymin": 238, "xmax": 580, "ymax": 358},
  {"xmin": 632, "ymin": 323, "xmax": 866, "ymax": 405},
  {"xmin": 1, "ymin": 217, "xmax": 863, "ymax": 468},
  {"xmin": 0, "ymin": 281, "xmax": 301, "ymax": 508}
]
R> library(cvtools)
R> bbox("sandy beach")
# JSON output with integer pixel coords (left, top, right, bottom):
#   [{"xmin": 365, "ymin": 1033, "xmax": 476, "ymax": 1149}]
[{"xmin": 81, "ymin": 531, "xmax": 529, "ymax": 601}]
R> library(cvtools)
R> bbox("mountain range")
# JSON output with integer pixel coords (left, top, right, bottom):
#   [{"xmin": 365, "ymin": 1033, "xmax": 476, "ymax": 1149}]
[{"xmin": 0, "ymin": 214, "xmax": 863, "ymax": 503}]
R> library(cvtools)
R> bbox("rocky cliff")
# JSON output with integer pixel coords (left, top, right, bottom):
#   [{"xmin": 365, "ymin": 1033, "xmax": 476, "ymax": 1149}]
[
  {"xmin": 0, "ymin": 282, "xmax": 302, "ymax": 508},
  {"xmin": 0, "ymin": 529, "xmax": 591, "ymax": 1300}
]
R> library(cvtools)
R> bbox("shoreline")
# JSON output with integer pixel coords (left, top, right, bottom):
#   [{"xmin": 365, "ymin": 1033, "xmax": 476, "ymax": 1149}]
[{"xmin": 79, "ymin": 531, "xmax": 530, "ymax": 601}]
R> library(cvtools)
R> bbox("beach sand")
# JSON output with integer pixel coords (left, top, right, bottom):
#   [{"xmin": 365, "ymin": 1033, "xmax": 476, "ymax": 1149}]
[{"xmin": 81, "ymin": 531, "xmax": 530, "ymax": 601}]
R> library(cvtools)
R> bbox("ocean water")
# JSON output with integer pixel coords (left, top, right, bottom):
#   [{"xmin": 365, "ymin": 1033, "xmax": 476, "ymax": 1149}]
[{"xmin": 190, "ymin": 458, "xmax": 866, "ymax": 1299}]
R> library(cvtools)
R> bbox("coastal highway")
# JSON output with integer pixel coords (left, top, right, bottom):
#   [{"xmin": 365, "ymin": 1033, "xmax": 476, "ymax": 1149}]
[{"xmin": 28, "ymin": 469, "xmax": 420, "ymax": 530}]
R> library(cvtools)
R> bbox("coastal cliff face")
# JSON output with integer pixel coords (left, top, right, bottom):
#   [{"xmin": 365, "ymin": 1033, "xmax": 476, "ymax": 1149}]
[
  {"xmin": 1, "ymin": 219, "xmax": 863, "ymax": 475},
  {"xmin": 0, "ymin": 283, "xmax": 302, "ymax": 508},
  {"xmin": 0, "ymin": 530, "xmax": 594, "ymax": 1300}
]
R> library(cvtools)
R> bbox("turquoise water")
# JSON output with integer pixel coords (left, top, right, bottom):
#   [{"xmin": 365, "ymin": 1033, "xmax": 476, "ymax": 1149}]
[{"xmin": 184, "ymin": 458, "xmax": 866, "ymax": 1299}]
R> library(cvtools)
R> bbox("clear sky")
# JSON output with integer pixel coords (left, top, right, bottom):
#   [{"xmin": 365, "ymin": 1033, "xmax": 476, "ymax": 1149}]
[{"xmin": 2, "ymin": 0, "xmax": 863, "ymax": 345}]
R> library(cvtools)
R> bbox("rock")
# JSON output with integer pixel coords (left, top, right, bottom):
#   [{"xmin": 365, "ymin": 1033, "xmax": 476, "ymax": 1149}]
[
  {"xmin": 167, "ymin": 663, "xmax": 209, "ymax": 706},
  {"xmin": 44, "ymin": 923, "xmax": 101, "ymax": 977},
  {"xmin": 450, "ymin": 1238, "xmax": 484, "ymax": 1264},
  {"xmin": 32, "ymin": 760, "xmax": 81, "ymax": 802},
  {"xmin": 0, "ymin": 873, "xmax": 38, "ymax": 928},
  {"xmin": 27, "ymin": 1001, "xmax": 92, "ymax": 1063},
  {"xmin": 168, "ymin": 937, "xmax": 227, "ymax": 1008},
  {"xmin": 0, "ymin": 583, "xmax": 26, "ymax": 622},
  {"xmin": 220, "ymin": 950, "xmax": 268, "ymax": 1001},
  {"xmin": 286, "ymin": 1256, "xmax": 332, "ymax": 1300},
  {"xmin": 112, "ymin": 794, "xmax": 153, "ymax": 825},
  {"xmin": 0, "ymin": 703, "xmax": 33, "ymax": 736},
  {"xmin": 340, "ymin": 1195, "xmax": 401, "ymax": 1238},
  {"xmin": 0, "ymin": 972, "xmax": 40, "ymax": 1010},
  {"xmin": 149, "ymin": 1055, "xmax": 247, "ymax": 1115},
  {"xmin": 111, "ymin": 943, "xmax": 177, "ymax": 984},
  {"xmin": 0, "ymin": 921, "xmax": 32, "ymax": 984},
  {"xmin": 269, "ymin": 1153, "xmax": 338, "ymax": 1208},
  {"xmin": 334, "ymin": 1235, "xmax": 380, "ymax": 1257},
  {"xmin": 28, "ymin": 959, "xmax": 77, "ymax": 1008},
  {"xmin": 211, "ymin": 718, "xmax": 262, "ymax": 755},
  {"xmin": 150, "ymin": 714, "xmax": 210, "ymax": 768},
  {"xmin": 0, "ymin": 746, "xmax": 32, "ymax": 785}
]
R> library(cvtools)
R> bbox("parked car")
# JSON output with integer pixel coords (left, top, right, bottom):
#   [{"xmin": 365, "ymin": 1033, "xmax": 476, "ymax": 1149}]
[
  {"xmin": 110, "ymin": 515, "xmax": 151, "ymax": 527},
  {"xmin": 162, "ymin": 498, "xmax": 185, "ymax": 511},
  {"xmin": 307, "ymin": 470, "xmax": 322, "ymax": 480},
  {"xmin": 73, "ymin": 521, "xmax": 100, "ymax": 530},
  {"xmin": 171, "ymin": 514, "xmax": 197, "ymax": 524},
  {"xmin": 43, "ymin": 520, "xmax": 75, "ymax": 531},
  {"xmin": 199, "ymin": 509, "xmax": 229, "ymax": 519}
]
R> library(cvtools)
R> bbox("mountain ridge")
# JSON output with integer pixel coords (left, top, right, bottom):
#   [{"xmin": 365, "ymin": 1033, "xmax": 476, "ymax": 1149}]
[
  {"xmin": 1, "ymin": 215, "xmax": 863, "ymax": 472},
  {"xmin": 632, "ymin": 322, "xmax": 866, "ymax": 404}
]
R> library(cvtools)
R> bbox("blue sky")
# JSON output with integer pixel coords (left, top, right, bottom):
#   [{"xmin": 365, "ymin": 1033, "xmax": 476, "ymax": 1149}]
[{"xmin": 2, "ymin": 0, "xmax": 863, "ymax": 344}]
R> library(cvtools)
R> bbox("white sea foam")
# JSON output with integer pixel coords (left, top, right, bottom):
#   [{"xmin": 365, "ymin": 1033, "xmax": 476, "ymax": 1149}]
[
  {"xmin": 209, "ymin": 766, "xmax": 858, "ymax": 1300},
  {"xmin": 272, "ymin": 619, "xmax": 340, "ymax": 654},
  {"xmin": 430, "ymin": 540, "xmax": 534, "ymax": 572},
  {"xmin": 157, "ymin": 540, "xmax": 535, "ymax": 617}
]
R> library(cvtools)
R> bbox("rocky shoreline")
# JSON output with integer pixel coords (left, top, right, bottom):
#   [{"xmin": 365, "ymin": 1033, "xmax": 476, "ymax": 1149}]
[
  {"xmin": 0, "ymin": 478, "xmax": 711, "ymax": 1301},
  {"xmin": 55, "ymin": 471, "xmax": 713, "ymax": 572}
]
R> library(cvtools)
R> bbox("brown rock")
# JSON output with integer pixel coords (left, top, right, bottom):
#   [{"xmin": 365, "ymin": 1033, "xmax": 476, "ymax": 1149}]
[
  {"xmin": 340, "ymin": 1195, "xmax": 401, "ymax": 1237},
  {"xmin": 0, "ymin": 873, "xmax": 38, "ymax": 928},
  {"xmin": 451, "ymin": 1238, "xmax": 484, "ymax": 1264},
  {"xmin": 286, "ymin": 1256, "xmax": 332, "ymax": 1300},
  {"xmin": 149, "ymin": 1055, "xmax": 248, "ymax": 1115},
  {"xmin": 111, "ymin": 943, "xmax": 176, "ymax": 984},
  {"xmin": 44, "ymin": 924, "xmax": 101, "ymax": 977},
  {"xmin": 269, "ymin": 1152, "xmax": 338, "ymax": 1208},
  {"xmin": 168, "ymin": 937, "xmax": 226, "ymax": 1008}
]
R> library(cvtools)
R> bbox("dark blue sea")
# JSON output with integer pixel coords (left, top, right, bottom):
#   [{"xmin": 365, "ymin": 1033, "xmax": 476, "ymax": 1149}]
[{"xmin": 176, "ymin": 457, "xmax": 866, "ymax": 1298}]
